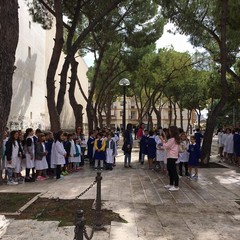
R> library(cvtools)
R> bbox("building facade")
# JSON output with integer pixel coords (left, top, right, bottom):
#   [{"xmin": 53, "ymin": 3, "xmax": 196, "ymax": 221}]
[
  {"xmin": 8, "ymin": 0, "xmax": 89, "ymax": 131},
  {"xmin": 102, "ymin": 96, "xmax": 196, "ymax": 131}
]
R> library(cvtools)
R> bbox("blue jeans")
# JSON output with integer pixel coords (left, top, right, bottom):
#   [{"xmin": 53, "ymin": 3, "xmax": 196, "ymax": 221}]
[
  {"xmin": 124, "ymin": 153, "xmax": 131, "ymax": 166},
  {"xmin": 7, "ymin": 167, "xmax": 14, "ymax": 182}
]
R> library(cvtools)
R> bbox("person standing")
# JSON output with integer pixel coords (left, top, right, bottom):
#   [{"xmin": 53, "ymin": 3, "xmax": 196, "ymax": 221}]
[
  {"xmin": 178, "ymin": 132, "xmax": 190, "ymax": 177},
  {"xmin": 147, "ymin": 130, "xmax": 156, "ymax": 170},
  {"xmin": 94, "ymin": 133, "xmax": 106, "ymax": 170},
  {"xmin": 194, "ymin": 128, "xmax": 204, "ymax": 149},
  {"xmin": 122, "ymin": 123, "xmax": 133, "ymax": 168},
  {"xmin": 137, "ymin": 123, "xmax": 145, "ymax": 162},
  {"xmin": 51, "ymin": 131, "xmax": 67, "ymax": 180},
  {"xmin": 161, "ymin": 126, "xmax": 180, "ymax": 191},
  {"xmin": 5, "ymin": 130, "xmax": 23, "ymax": 185},
  {"xmin": 188, "ymin": 136, "xmax": 201, "ymax": 180},
  {"xmin": 35, "ymin": 133, "xmax": 48, "ymax": 181},
  {"xmin": 23, "ymin": 128, "xmax": 36, "ymax": 182},
  {"xmin": 105, "ymin": 133, "xmax": 116, "ymax": 170}
]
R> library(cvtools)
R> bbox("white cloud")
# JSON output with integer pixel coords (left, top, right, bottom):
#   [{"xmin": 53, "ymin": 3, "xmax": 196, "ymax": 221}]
[{"xmin": 156, "ymin": 23, "xmax": 195, "ymax": 53}]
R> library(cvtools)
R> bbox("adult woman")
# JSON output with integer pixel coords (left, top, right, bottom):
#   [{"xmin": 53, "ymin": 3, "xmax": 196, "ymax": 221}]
[
  {"xmin": 161, "ymin": 126, "xmax": 180, "ymax": 191},
  {"xmin": 122, "ymin": 123, "xmax": 133, "ymax": 168}
]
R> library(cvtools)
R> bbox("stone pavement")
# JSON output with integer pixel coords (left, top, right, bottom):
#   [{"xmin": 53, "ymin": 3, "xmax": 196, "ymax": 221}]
[{"xmin": 1, "ymin": 139, "xmax": 240, "ymax": 240}]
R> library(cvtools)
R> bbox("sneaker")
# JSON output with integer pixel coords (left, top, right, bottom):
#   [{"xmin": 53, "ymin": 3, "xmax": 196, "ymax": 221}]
[
  {"xmin": 36, "ymin": 176, "xmax": 46, "ymax": 181},
  {"xmin": 164, "ymin": 184, "xmax": 173, "ymax": 189},
  {"xmin": 61, "ymin": 171, "xmax": 67, "ymax": 176},
  {"xmin": 56, "ymin": 175, "xmax": 64, "ymax": 180},
  {"xmin": 192, "ymin": 175, "xmax": 198, "ymax": 180},
  {"xmin": 25, "ymin": 177, "xmax": 35, "ymax": 182},
  {"xmin": 7, "ymin": 181, "xmax": 18, "ymax": 185},
  {"xmin": 128, "ymin": 165, "xmax": 132, "ymax": 168},
  {"xmin": 169, "ymin": 186, "xmax": 179, "ymax": 191}
]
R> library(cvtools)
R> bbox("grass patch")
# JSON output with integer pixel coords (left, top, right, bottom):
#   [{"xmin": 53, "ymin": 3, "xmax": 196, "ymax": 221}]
[
  {"xmin": 0, "ymin": 192, "xmax": 39, "ymax": 213},
  {"xmin": 14, "ymin": 198, "xmax": 126, "ymax": 227}
]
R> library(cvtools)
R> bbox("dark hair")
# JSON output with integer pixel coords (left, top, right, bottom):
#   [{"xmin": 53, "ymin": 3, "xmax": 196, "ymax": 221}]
[
  {"xmin": 38, "ymin": 133, "xmax": 45, "ymax": 142},
  {"xmin": 9, "ymin": 130, "xmax": 18, "ymax": 146},
  {"xmin": 126, "ymin": 123, "xmax": 133, "ymax": 131},
  {"xmin": 35, "ymin": 128, "xmax": 42, "ymax": 135},
  {"xmin": 149, "ymin": 130, "xmax": 154, "ymax": 136},
  {"xmin": 55, "ymin": 130, "xmax": 63, "ymax": 142},
  {"xmin": 23, "ymin": 128, "xmax": 33, "ymax": 144},
  {"xmin": 169, "ymin": 126, "xmax": 180, "ymax": 144},
  {"xmin": 190, "ymin": 135, "xmax": 196, "ymax": 140}
]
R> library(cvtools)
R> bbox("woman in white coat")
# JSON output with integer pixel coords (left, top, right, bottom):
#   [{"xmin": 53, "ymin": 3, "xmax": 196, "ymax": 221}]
[{"xmin": 51, "ymin": 131, "xmax": 66, "ymax": 179}]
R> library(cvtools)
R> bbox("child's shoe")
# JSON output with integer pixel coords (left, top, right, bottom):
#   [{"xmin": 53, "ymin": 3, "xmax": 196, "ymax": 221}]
[{"xmin": 7, "ymin": 180, "xmax": 18, "ymax": 185}]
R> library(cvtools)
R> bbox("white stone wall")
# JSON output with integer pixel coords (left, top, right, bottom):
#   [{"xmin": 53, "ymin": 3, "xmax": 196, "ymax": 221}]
[{"xmin": 8, "ymin": 0, "xmax": 89, "ymax": 131}]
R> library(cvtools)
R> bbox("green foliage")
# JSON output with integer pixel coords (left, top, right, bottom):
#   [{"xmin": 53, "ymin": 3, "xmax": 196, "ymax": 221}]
[{"xmin": 25, "ymin": 0, "xmax": 54, "ymax": 29}]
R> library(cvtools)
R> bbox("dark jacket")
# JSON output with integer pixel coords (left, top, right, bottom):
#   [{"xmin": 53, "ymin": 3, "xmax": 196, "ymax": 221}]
[
  {"xmin": 5, "ymin": 140, "xmax": 23, "ymax": 161},
  {"xmin": 122, "ymin": 130, "xmax": 133, "ymax": 154},
  {"xmin": 35, "ymin": 142, "xmax": 46, "ymax": 160}
]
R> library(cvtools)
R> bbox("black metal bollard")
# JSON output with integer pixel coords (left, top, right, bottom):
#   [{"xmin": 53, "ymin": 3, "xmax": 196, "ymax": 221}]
[
  {"xmin": 95, "ymin": 171, "xmax": 103, "ymax": 230},
  {"xmin": 74, "ymin": 210, "xmax": 85, "ymax": 240}
]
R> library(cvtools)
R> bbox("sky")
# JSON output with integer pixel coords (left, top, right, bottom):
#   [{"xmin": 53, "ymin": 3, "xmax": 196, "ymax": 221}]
[{"xmin": 83, "ymin": 23, "xmax": 196, "ymax": 67}]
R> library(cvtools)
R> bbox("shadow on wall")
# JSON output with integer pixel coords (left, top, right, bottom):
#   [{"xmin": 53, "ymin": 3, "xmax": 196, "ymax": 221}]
[{"xmin": 8, "ymin": 54, "xmax": 37, "ymax": 129}]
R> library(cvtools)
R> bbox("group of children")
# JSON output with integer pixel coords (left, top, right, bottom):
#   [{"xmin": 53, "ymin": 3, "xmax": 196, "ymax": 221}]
[
  {"xmin": 139, "ymin": 128, "xmax": 202, "ymax": 180},
  {"xmin": 217, "ymin": 127, "xmax": 240, "ymax": 165},
  {"xmin": 2, "ymin": 127, "xmax": 119, "ymax": 185}
]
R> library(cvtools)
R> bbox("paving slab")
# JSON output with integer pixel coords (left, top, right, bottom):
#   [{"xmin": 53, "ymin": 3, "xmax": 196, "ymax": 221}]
[{"xmin": 0, "ymin": 139, "xmax": 240, "ymax": 239}]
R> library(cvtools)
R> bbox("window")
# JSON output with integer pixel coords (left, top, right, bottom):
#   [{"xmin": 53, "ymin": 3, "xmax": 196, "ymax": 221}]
[
  {"xmin": 28, "ymin": 46, "xmax": 31, "ymax": 58},
  {"xmin": 120, "ymin": 101, "xmax": 124, "ymax": 106},
  {"xmin": 120, "ymin": 111, "xmax": 123, "ymax": 116},
  {"xmin": 30, "ymin": 112, "xmax": 32, "ymax": 119},
  {"xmin": 29, "ymin": 21, "xmax": 31, "ymax": 29},
  {"xmin": 30, "ymin": 81, "xmax": 33, "ymax": 97}
]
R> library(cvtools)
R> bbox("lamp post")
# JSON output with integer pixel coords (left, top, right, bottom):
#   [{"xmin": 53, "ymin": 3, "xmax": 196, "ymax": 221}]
[{"xmin": 119, "ymin": 78, "xmax": 130, "ymax": 132}]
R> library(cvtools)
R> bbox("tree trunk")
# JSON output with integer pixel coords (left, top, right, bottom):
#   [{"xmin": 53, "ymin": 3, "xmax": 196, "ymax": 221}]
[
  {"xmin": 56, "ymin": 59, "xmax": 70, "ymax": 114},
  {"xmin": 168, "ymin": 103, "xmax": 172, "ymax": 126},
  {"xmin": 69, "ymin": 59, "xmax": 83, "ymax": 129},
  {"xmin": 153, "ymin": 104, "xmax": 162, "ymax": 128},
  {"xmin": 105, "ymin": 102, "xmax": 112, "ymax": 127},
  {"xmin": 201, "ymin": 0, "xmax": 229, "ymax": 164},
  {"xmin": 98, "ymin": 109, "xmax": 103, "ymax": 129},
  {"xmin": 180, "ymin": 106, "xmax": 183, "ymax": 130},
  {"xmin": 86, "ymin": 103, "xmax": 94, "ymax": 133},
  {"xmin": 173, "ymin": 103, "xmax": 177, "ymax": 126},
  {"xmin": 0, "ymin": 0, "xmax": 19, "ymax": 181},
  {"xmin": 46, "ymin": 0, "xmax": 63, "ymax": 132},
  {"xmin": 186, "ymin": 110, "xmax": 192, "ymax": 134}
]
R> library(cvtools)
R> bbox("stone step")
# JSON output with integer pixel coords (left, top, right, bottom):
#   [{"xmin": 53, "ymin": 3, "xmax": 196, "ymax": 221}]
[{"xmin": 0, "ymin": 215, "xmax": 9, "ymax": 238}]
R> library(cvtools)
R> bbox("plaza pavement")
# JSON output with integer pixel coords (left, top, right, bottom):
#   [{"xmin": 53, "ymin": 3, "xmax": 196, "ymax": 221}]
[{"xmin": 0, "ymin": 138, "xmax": 240, "ymax": 240}]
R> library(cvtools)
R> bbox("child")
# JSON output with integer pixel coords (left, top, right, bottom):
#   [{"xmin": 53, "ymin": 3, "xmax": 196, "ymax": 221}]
[
  {"xmin": 45, "ymin": 131, "xmax": 54, "ymax": 177},
  {"xmin": 156, "ymin": 134, "xmax": 167, "ymax": 173},
  {"xmin": 87, "ymin": 131, "xmax": 95, "ymax": 167},
  {"xmin": 71, "ymin": 138, "xmax": 81, "ymax": 171},
  {"xmin": 35, "ymin": 133, "xmax": 48, "ymax": 181},
  {"xmin": 105, "ymin": 133, "xmax": 116, "ymax": 170},
  {"xmin": 178, "ymin": 132, "xmax": 190, "ymax": 176},
  {"xmin": 5, "ymin": 131, "xmax": 23, "ymax": 185},
  {"xmin": 2, "ymin": 131, "xmax": 8, "ymax": 181},
  {"xmin": 140, "ymin": 130, "xmax": 149, "ymax": 165},
  {"xmin": 23, "ymin": 128, "xmax": 36, "ymax": 182},
  {"xmin": 147, "ymin": 130, "xmax": 156, "ymax": 170},
  {"xmin": 94, "ymin": 133, "xmax": 106, "ymax": 170},
  {"xmin": 51, "ymin": 131, "xmax": 67, "ymax": 180},
  {"xmin": 188, "ymin": 136, "xmax": 201, "ymax": 180}
]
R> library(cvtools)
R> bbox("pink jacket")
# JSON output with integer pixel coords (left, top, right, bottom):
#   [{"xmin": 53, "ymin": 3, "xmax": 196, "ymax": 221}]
[{"xmin": 163, "ymin": 138, "xmax": 179, "ymax": 159}]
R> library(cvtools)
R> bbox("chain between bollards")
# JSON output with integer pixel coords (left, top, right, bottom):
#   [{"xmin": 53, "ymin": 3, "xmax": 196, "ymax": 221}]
[{"xmin": 74, "ymin": 171, "xmax": 103, "ymax": 240}]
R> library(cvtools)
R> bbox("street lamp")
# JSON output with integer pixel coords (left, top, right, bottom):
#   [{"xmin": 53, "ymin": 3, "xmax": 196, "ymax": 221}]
[{"xmin": 119, "ymin": 78, "xmax": 130, "ymax": 132}]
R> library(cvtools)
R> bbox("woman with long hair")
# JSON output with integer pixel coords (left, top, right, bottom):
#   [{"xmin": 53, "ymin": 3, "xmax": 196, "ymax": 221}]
[
  {"xmin": 122, "ymin": 123, "xmax": 133, "ymax": 168},
  {"xmin": 161, "ymin": 126, "xmax": 180, "ymax": 191}
]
